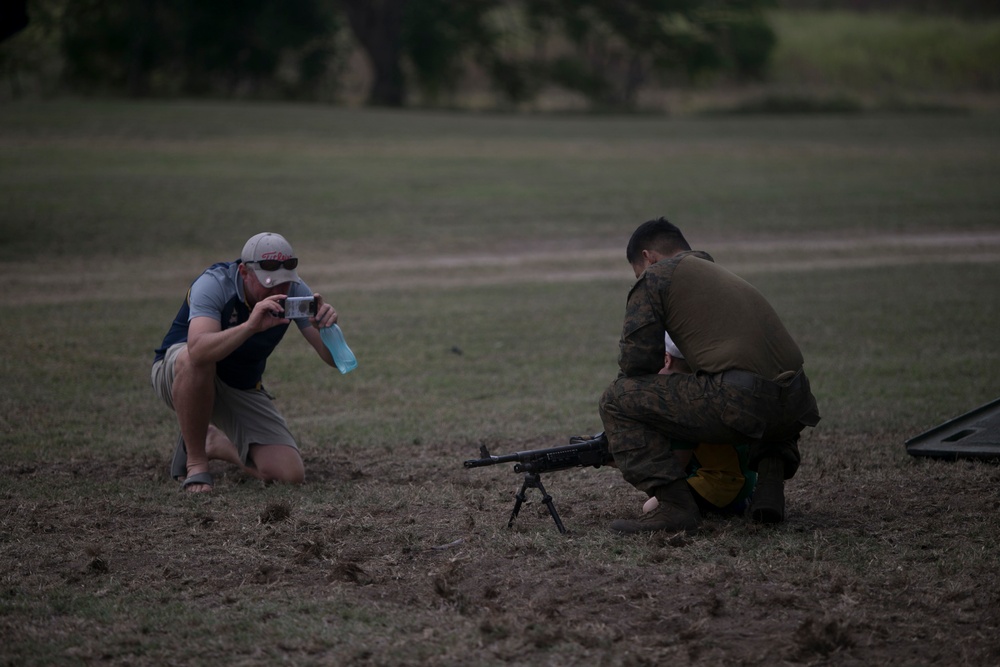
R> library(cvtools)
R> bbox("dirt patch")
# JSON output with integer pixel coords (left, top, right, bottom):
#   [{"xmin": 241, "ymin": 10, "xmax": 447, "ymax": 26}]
[{"xmin": 4, "ymin": 432, "xmax": 1000, "ymax": 665}]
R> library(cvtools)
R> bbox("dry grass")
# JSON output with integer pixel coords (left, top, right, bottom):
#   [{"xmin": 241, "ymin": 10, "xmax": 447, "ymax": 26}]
[
  {"xmin": 1, "ymin": 102, "xmax": 999, "ymax": 665},
  {"xmin": 4, "ymin": 430, "xmax": 1000, "ymax": 665}
]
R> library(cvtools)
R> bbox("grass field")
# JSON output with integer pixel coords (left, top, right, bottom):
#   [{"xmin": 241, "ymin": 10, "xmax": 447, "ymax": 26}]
[{"xmin": 1, "ymin": 100, "xmax": 1000, "ymax": 665}]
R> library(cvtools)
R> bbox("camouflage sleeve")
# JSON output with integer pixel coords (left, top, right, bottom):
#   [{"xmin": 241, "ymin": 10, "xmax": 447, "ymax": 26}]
[
  {"xmin": 616, "ymin": 251, "xmax": 714, "ymax": 378},
  {"xmin": 617, "ymin": 274, "xmax": 667, "ymax": 377}
]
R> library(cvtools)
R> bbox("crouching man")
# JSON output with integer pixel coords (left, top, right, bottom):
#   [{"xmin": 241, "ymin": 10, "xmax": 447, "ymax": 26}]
[
  {"xmin": 600, "ymin": 217, "xmax": 820, "ymax": 533},
  {"xmin": 151, "ymin": 232, "xmax": 342, "ymax": 493}
]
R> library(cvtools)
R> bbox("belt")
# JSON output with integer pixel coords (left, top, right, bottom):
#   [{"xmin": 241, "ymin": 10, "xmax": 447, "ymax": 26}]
[{"xmin": 720, "ymin": 368, "xmax": 803, "ymax": 400}]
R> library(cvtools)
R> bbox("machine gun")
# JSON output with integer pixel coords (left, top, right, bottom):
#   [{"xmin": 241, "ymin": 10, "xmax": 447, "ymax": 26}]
[{"xmin": 463, "ymin": 432, "xmax": 612, "ymax": 533}]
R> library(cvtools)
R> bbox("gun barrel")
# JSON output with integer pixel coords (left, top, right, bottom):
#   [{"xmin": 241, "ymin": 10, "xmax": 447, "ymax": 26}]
[
  {"xmin": 463, "ymin": 437, "xmax": 611, "ymax": 472},
  {"xmin": 463, "ymin": 452, "xmax": 521, "ymax": 468}
]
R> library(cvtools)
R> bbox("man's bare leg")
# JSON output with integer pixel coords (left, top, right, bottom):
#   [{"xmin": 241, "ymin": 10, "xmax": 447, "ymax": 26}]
[
  {"xmin": 204, "ymin": 426, "xmax": 265, "ymax": 481},
  {"xmin": 171, "ymin": 347, "xmax": 216, "ymax": 493},
  {"xmin": 205, "ymin": 427, "xmax": 304, "ymax": 484},
  {"xmin": 248, "ymin": 443, "xmax": 305, "ymax": 484},
  {"xmin": 171, "ymin": 349, "xmax": 303, "ymax": 490}
]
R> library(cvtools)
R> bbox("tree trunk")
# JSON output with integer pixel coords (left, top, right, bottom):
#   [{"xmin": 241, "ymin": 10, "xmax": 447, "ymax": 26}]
[{"xmin": 339, "ymin": 0, "xmax": 409, "ymax": 107}]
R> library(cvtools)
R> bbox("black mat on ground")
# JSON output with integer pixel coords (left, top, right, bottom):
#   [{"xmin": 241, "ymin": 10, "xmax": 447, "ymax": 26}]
[{"xmin": 906, "ymin": 397, "xmax": 1000, "ymax": 460}]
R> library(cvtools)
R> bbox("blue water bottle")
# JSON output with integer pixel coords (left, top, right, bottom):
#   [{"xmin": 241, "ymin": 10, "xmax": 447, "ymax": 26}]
[{"xmin": 320, "ymin": 324, "xmax": 357, "ymax": 374}]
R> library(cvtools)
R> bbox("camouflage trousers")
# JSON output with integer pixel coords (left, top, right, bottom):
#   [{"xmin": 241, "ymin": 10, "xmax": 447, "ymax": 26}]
[{"xmin": 598, "ymin": 369, "xmax": 819, "ymax": 498}]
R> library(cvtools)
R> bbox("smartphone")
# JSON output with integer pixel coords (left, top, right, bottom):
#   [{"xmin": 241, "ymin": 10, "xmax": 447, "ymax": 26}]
[{"xmin": 283, "ymin": 296, "xmax": 316, "ymax": 319}]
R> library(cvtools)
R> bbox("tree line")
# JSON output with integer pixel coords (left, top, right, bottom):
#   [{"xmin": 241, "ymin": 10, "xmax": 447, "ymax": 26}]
[
  {"xmin": 6, "ymin": 0, "xmax": 992, "ymax": 108},
  {"xmin": 2, "ymin": 0, "xmax": 778, "ymax": 109}
]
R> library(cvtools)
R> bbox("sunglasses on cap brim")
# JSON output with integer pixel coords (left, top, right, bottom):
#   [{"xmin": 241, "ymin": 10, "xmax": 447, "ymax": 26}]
[{"xmin": 247, "ymin": 258, "xmax": 298, "ymax": 271}]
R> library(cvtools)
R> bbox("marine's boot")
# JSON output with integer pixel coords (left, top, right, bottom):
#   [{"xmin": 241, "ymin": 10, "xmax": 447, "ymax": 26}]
[
  {"xmin": 610, "ymin": 480, "xmax": 701, "ymax": 535},
  {"xmin": 750, "ymin": 457, "xmax": 785, "ymax": 524}
]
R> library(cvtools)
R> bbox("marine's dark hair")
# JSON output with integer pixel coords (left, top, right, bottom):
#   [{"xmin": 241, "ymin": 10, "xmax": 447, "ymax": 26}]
[{"xmin": 625, "ymin": 217, "xmax": 691, "ymax": 264}]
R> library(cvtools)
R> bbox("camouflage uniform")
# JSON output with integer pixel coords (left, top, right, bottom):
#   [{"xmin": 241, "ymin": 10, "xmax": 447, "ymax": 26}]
[{"xmin": 599, "ymin": 251, "xmax": 820, "ymax": 498}]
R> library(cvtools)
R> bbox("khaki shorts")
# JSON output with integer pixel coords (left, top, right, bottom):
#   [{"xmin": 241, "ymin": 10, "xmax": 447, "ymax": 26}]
[{"xmin": 151, "ymin": 343, "xmax": 298, "ymax": 464}]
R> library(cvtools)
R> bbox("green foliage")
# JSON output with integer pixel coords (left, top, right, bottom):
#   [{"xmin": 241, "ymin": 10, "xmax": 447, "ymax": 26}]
[
  {"xmin": 3, "ymin": 0, "xmax": 775, "ymax": 108},
  {"xmin": 56, "ymin": 0, "xmax": 342, "ymax": 98},
  {"xmin": 547, "ymin": 56, "xmax": 612, "ymax": 101},
  {"xmin": 724, "ymin": 12, "xmax": 777, "ymax": 78},
  {"xmin": 779, "ymin": 0, "xmax": 1000, "ymax": 17},
  {"xmin": 0, "ymin": 0, "xmax": 61, "ymax": 96},
  {"xmin": 7, "ymin": 1, "xmax": 999, "ymax": 110},
  {"xmin": 527, "ymin": 0, "xmax": 776, "ymax": 106},
  {"xmin": 397, "ymin": 0, "xmax": 777, "ymax": 108},
  {"xmin": 770, "ymin": 9, "xmax": 1000, "ymax": 92},
  {"xmin": 403, "ymin": 0, "xmax": 493, "ymax": 102}
]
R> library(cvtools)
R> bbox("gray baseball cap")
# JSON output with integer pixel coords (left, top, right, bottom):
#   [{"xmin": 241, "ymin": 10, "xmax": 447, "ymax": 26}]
[{"xmin": 241, "ymin": 232, "xmax": 302, "ymax": 287}]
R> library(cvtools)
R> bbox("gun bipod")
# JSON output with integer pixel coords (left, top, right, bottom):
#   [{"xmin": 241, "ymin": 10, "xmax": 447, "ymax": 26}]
[{"xmin": 508, "ymin": 471, "xmax": 567, "ymax": 534}]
